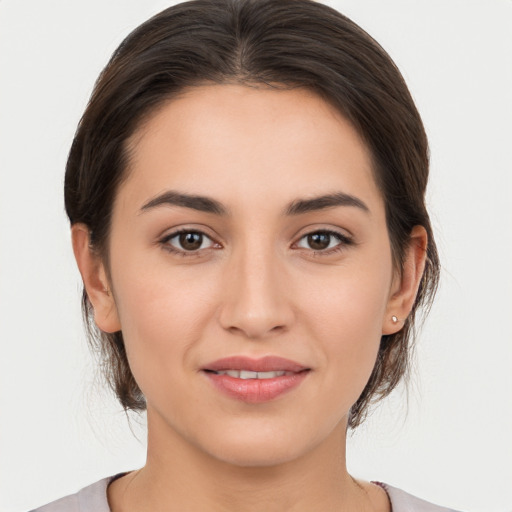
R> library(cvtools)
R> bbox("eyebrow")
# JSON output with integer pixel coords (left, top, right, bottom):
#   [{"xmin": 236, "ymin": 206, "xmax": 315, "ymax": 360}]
[
  {"xmin": 140, "ymin": 190, "xmax": 228, "ymax": 215},
  {"xmin": 139, "ymin": 190, "xmax": 369, "ymax": 216},
  {"xmin": 285, "ymin": 192, "xmax": 369, "ymax": 215}
]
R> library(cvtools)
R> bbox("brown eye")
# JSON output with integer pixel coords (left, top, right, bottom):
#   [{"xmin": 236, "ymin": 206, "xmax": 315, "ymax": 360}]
[
  {"xmin": 179, "ymin": 232, "xmax": 203, "ymax": 250},
  {"xmin": 296, "ymin": 230, "xmax": 351, "ymax": 252},
  {"xmin": 164, "ymin": 230, "xmax": 214, "ymax": 252},
  {"xmin": 307, "ymin": 232, "xmax": 331, "ymax": 250}
]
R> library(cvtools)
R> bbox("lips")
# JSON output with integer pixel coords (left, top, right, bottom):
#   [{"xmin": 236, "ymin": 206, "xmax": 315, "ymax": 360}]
[
  {"xmin": 212, "ymin": 369, "xmax": 291, "ymax": 379},
  {"xmin": 202, "ymin": 356, "xmax": 310, "ymax": 403},
  {"xmin": 204, "ymin": 355, "xmax": 308, "ymax": 373}
]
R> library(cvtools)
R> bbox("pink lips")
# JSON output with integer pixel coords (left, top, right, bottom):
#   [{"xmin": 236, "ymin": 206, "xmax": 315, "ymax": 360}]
[{"xmin": 202, "ymin": 356, "xmax": 310, "ymax": 404}]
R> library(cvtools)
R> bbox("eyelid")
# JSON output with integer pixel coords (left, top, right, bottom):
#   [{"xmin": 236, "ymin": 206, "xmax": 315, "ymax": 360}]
[
  {"xmin": 293, "ymin": 228, "xmax": 354, "ymax": 255},
  {"xmin": 158, "ymin": 225, "xmax": 354, "ymax": 257},
  {"xmin": 159, "ymin": 227, "xmax": 222, "ymax": 256}
]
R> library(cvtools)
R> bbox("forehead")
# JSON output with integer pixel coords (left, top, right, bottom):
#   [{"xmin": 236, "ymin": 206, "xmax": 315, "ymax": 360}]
[{"xmin": 120, "ymin": 84, "xmax": 382, "ymax": 214}]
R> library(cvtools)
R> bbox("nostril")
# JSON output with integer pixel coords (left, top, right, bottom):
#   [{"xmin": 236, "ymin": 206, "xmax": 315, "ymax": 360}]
[{"xmin": 217, "ymin": 270, "xmax": 295, "ymax": 339}]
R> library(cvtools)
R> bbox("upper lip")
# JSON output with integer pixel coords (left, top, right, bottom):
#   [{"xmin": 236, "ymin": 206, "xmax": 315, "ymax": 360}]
[{"xmin": 203, "ymin": 356, "xmax": 309, "ymax": 373}]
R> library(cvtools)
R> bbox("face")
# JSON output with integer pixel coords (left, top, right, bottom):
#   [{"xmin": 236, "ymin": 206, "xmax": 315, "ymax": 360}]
[{"xmin": 91, "ymin": 85, "xmax": 403, "ymax": 466}]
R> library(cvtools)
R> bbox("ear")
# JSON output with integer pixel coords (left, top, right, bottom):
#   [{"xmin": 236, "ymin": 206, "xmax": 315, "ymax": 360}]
[
  {"xmin": 382, "ymin": 225, "xmax": 428, "ymax": 335},
  {"xmin": 71, "ymin": 224, "xmax": 121, "ymax": 333}
]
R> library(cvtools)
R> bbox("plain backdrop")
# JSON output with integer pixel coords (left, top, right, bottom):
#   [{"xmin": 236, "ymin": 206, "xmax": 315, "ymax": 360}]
[{"xmin": 1, "ymin": 1, "xmax": 511, "ymax": 511}]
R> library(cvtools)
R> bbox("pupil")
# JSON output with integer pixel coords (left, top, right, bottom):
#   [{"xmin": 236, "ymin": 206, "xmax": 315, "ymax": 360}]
[
  {"xmin": 179, "ymin": 232, "xmax": 202, "ymax": 250},
  {"xmin": 308, "ymin": 233, "xmax": 330, "ymax": 250}
]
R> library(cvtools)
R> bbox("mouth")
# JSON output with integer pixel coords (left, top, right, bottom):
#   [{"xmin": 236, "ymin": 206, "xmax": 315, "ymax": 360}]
[
  {"xmin": 205, "ymin": 369, "xmax": 296, "ymax": 379},
  {"xmin": 203, "ymin": 355, "xmax": 309, "ymax": 373},
  {"xmin": 202, "ymin": 356, "xmax": 310, "ymax": 403}
]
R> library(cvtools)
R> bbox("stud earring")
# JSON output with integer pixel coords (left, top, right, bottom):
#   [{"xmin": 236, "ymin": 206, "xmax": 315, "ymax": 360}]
[{"xmin": 391, "ymin": 315, "xmax": 399, "ymax": 324}]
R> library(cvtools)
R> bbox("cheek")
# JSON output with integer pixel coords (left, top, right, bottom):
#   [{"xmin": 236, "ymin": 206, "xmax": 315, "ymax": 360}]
[
  {"xmin": 303, "ymin": 260, "xmax": 390, "ymax": 337},
  {"xmin": 109, "ymin": 254, "xmax": 220, "ymax": 388},
  {"xmin": 298, "ymin": 261, "xmax": 392, "ymax": 391}
]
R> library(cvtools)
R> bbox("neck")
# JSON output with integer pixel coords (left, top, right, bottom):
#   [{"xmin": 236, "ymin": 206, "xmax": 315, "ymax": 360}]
[{"xmin": 108, "ymin": 409, "xmax": 381, "ymax": 512}]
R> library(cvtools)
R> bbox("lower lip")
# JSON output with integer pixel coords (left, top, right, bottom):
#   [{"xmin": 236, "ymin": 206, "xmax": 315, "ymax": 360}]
[{"xmin": 203, "ymin": 371, "xmax": 309, "ymax": 403}]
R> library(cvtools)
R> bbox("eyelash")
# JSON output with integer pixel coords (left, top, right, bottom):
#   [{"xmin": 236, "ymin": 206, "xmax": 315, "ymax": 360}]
[
  {"xmin": 296, "ymin": 229, "xmax": 354, "ymax": 257},
  {"xmin": 159, "ymin": 229, "xmax": 218, "ymax": 258},
  {"xmin": 159, "ymin": 228, "xmax": 354, "ymax": 258}
]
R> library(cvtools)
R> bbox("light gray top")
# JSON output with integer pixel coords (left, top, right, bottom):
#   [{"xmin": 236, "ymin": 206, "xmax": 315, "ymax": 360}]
[{"xmin": 30, "ymin": 475, "xmax": 462, "ymax": 512}]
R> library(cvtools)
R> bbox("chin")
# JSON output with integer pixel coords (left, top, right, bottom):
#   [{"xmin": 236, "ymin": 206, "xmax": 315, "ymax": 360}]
[
  {"xmin": 207, "ymin": 438, "xmax": 305, "ymax": 468},
  {"xmin": 195, "ymin": 418, "xmax": 335, "ymax": 469}
]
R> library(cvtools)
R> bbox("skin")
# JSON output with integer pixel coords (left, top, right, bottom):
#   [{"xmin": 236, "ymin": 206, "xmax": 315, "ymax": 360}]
[{"xmin": 72, "ymin": 84, "xmax": 427, "ymax": 511}]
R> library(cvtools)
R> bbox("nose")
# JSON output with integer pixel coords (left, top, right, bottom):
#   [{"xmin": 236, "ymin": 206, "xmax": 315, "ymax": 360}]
[{"xmin": 218, "ymin": 242, "xmax": 294, "ymax": 340}]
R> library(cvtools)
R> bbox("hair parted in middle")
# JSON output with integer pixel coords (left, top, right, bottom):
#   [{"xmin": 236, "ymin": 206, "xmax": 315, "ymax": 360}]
[{"xmin": 64, "ymin": 0, "xmax": 440, "ymax": 428}]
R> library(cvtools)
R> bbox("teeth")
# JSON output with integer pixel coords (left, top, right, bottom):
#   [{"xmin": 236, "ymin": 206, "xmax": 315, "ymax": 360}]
[
  {"xmin": 257, "ymin": 371, "xmax": 285, "ymax": 379},
  {"xmin": 214, "ymin": 370, "xmax": 287, "ymax": 379},
  {"xmin": 240, "ymin": 370, "xmax": 258, "ymax": 379}
]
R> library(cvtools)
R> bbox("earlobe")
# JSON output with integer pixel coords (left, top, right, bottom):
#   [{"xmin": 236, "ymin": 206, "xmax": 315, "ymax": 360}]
[
  {"xmin": 71, "ymin": 224, "xmax": 121, "ymax": 333},
  {"xmin": 382, "ymin": 225, "xmax": 428, "ymax": 335}
]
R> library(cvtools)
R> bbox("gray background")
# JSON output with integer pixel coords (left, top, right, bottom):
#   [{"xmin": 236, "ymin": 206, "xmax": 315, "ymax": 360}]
[{"xmin": 1, "ymin": 1, "xmax": 511, "ymax": 510}]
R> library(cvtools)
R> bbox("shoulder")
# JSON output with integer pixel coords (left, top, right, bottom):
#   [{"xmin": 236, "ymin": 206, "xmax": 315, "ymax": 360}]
[
  {"xmin": 376, "ymin": 482, "xmax": 463, "ymax": 512},
  {"xmin": 29, "ymin": 476, "xmax": 463, "ymax": 512},
  {"xmin": 29, "ymin": 475, "xmax": 117, "ymax": 512}
]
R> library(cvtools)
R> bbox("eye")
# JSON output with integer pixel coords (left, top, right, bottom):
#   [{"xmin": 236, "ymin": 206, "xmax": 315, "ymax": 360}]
[
  {"xmin": 295, "ymin": 230, "xmax": 352, "ymax": 252},
  {"xmin": 161, "ymin": 230, "xmax": 216, "ymax": 253}
]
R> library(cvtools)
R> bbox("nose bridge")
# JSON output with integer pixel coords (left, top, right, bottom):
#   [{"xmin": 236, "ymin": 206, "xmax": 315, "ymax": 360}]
[{"xmin": 219, "ymin": 232, "xmax": 292, "ymax": 339}]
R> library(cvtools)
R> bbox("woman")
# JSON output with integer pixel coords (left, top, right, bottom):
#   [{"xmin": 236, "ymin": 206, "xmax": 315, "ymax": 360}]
[{"xmin": 31, "ymin": 0, "xmax": 459, "ymax": 510}]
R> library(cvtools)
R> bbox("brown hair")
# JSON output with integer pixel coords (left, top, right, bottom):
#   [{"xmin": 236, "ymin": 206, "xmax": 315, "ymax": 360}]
[{"xmin": 65, "ymin": 0, "xmax": 440, "ymax": 428}]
